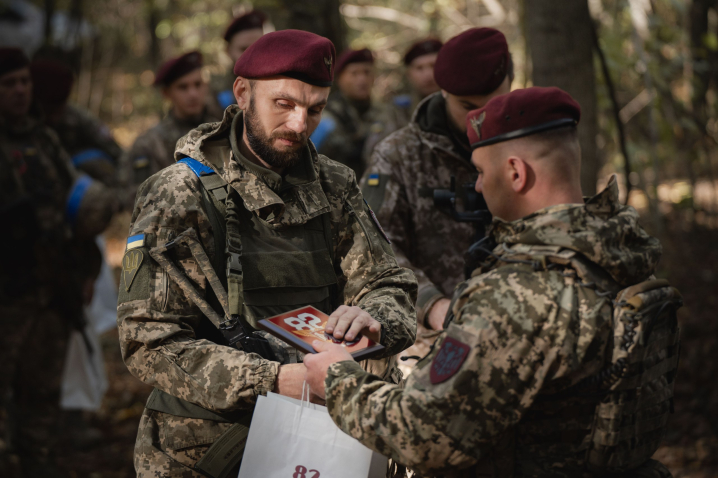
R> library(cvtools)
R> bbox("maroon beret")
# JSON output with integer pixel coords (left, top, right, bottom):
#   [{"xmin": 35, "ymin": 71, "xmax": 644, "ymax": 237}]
[
  {"xmin": 434, "ymin": 28, "xmax": 509, "ymax": 96},
  {"xmin": 466, "ymin": 86, "xmax": 581, "ymax": 149},
  {"xmin": 234, "ymin": 30, "xmax": 335, "ymax": 87},
  {"xmin": 224, "ymin": 10, "xmax": 266, "ymax": 42},
  {"xmin": 154, "ymin": 51, "xmax": 203, "ymax": 87},
  {"xmin": 335, "ymin": 48, "xmax": 374, "ymax": 76},
  {"xmin": 404, "ymin": 38, "xmax": 443, "ymax": 66},
  {"xmin": 31, "ymin": 59, "xmax": 74, "ymax": 105},
  {"xmin": 0, "ymin": 47, "xmax": 30, "ymax": 78}
]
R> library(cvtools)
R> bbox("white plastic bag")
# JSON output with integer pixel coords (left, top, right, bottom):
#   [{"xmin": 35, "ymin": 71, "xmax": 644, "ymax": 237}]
[
  {"xmin": 86, "ymin": 236, "xmax": 119, "ymax": 335},
  {"xmin": 60, "ymin": 323, "xmax": 109, "ymax": 410},
  {"xmin": 238, "ymin": 387, "xmax": 388, "ymax": 478}
]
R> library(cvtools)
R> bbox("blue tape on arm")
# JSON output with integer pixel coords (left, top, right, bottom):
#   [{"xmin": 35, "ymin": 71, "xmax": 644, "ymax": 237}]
[
  {"xmin": 65, "ymin": 175, "xmax": 94, "ymax": 228},
  {"xmin": 177, "ymin": 157, "xmax": 216, "ymax": 177},
  {"xmin": 71, "ymin": 148, "xmax": 113, "ymax": 167},
  {"xmin": 310, "ymin": 117, "xmax": 336, "ymax": 151},
  {"xmin": 218, "ymin": 90, "xmax": 236, "ymax": 110}
]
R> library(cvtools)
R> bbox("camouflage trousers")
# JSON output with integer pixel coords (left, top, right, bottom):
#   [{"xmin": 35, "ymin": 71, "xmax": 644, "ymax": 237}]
[{"xmin": 0, "ymin": 298, "xmax": 70, "ymax": 478}]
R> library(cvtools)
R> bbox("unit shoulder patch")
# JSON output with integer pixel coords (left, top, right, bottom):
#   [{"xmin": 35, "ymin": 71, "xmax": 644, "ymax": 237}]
[
  {"xmin": 122, "ymin": 249, "xmax": 144, "ymax": 291},
  {"xmin": 430, "ymin": 336, "xmax": 471, "ymax": 384}
]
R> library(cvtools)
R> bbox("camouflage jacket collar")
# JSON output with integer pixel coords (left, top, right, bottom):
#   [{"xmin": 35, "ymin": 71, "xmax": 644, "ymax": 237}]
[
  {"xmin": 489, "ymin": 176, "xmax": 662, "ymax": 286},
  {"xmin": 408, "ymin": 93, "xmax": 472, "ymax": 166},
  {"xmin": 174, "ymin": 105, "xmax": 331, "ymax": 227}
]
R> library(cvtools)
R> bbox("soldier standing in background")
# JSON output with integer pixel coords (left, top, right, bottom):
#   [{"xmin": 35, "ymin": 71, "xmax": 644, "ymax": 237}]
[
  {"xmin": 119, "ymin": 51, "xmax": 220, "ymax": 208},
  {"xmin": 310, "ymin": 48, "xmax": 385, "ymax": 179},
  {"xmin": 207, "ymin": 10, "xmax": 266, "ymax": 116},
  {"xmin": 306, "ymin": 87, "xmax": 678, "ymax": 478},
  {"xmin": 118, "ymin": 30, "xmax": 416, "ymax": 477},
  {"xmin": 361, "ymin": 28, "xmax": 513, "ymax": 332},
  {"xmin": 0, "ymin": 48, "xmax": 116, "ymax": 477},
  {"xmin": 30, "ymin": 58, "xmax": 122, "ymax": 187}
]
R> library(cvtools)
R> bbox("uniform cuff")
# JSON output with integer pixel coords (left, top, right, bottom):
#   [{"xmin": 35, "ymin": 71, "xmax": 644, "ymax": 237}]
[
  {"xmin": 325, "ymin": 360, "xmax": 365, "ymax": 393},
  {"xmin": 416, "ymin": 286, "xmax": 446, "ymax": 329},
  {"xmin": 254, "ymin": 360, "xmax": 281, "ymax": 398}
]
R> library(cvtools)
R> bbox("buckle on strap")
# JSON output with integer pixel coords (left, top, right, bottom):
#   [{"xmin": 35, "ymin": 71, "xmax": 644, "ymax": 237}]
[{"xmin": 226, "ymin": 250, "xmax": 242, "ymax": 276}]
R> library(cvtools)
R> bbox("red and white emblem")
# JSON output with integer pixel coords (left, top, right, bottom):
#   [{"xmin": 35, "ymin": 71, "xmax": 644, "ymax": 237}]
[{"xmin": 430, "ymin": 337, "xmax": 470, "ymax": 384}]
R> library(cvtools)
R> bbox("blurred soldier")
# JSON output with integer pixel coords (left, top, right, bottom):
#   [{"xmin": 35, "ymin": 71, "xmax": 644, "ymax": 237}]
[
  {"xmin": 30, "ymin": 58, "xmax": 122, "ymax": 187},
  {"xmin": 208, "ymin": 9, "xmax": 266, "ymax": 116},
  {"xmin": 361, "ymin": 28, "xmax": 513, "ymax": 332},
  {"xmin": 389, "ymin": 39, "xmax": 443, "ymax": 134},
  {"xmin": 306, "ymin": 87, "xmax": 679, "ymax": 478},
  {"xmin": 310, "ymin": 48, "xmax": 384, "ymax": 178},
  {"xmin": 118, "ymin": 30, "xmax": 416, "ymax": 477},
  {"xmin": 119, "ymin": 51, "xmax": 220, "ymax": 208},
  {"xmin": 0, "ymin": 47, "xmax": 116, "ymax": 477}
]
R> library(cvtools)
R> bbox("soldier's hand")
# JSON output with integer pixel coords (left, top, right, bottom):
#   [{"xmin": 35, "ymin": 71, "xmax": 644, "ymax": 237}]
[
  {"xmin": 427, "ymin": 298, "xmax": 451, "ymax": 330},
  {"xmin": 304, "ymin": 340, "xmax": 354, "ymax": 399},
  {"xmin": 273, "ymin": 363, "xmax": 307, "ymax": 400},
  {"xmin": 325, "ymin": 305, "xmax": 382, "ymax": 344}
]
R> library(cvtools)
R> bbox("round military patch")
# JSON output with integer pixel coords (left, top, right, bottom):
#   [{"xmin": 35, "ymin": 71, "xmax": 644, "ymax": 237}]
[{"xmin": 430, "ymin": 336, "xmax": 470, "ymax": 384}]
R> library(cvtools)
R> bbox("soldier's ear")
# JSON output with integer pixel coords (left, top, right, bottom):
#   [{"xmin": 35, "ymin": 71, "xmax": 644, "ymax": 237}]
[{"xmin": 234, "ymin": 76, "xmax": 251, "ymax": 109}]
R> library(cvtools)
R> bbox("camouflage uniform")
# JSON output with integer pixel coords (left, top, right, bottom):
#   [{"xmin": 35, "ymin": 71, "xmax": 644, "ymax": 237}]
[
  {"xmin": 363, "ymin": 91, "xmax": 421, "ymax": 157},
  {"xmin": 0, "ymin": 116, "xmax": 115, "ymax": 476},
  {"xmin": 361, "ymin": 92, "xmax": 476, "ymax": 327},
  {"xmin": 45, "ymin": 104, "xmax": 122, "ymax": 187},
  {"xmin": 118, "ymin": 106, "xmax": 417, "ymax": 477},
  {"xmin": 312, "ymin": 91, "xmax": 386, "ymax": 179},
  {"xmin": 324, "ymin": 178, "xmax": 673, "ymax": 477},
  {"xmin": 119, "ymin": 108, "xmax": 221, "ymax": 208}
]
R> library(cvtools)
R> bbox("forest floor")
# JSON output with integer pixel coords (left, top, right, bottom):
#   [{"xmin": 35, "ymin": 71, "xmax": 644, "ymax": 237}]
[{"xmin": 54, "ymin": 205, "xmax": 718, "ymax": 478}]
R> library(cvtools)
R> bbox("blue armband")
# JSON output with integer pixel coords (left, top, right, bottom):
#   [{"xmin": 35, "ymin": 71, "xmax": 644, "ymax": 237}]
[
  {"xmin": 66, "ymin": 175, "xmax": 94, "ymax": 228},
  {"xmin": 177, "ymin": 157, "xmax": 216, "ymax": 177},
  {"xmin": 71, "ymin": 148, "xmax": 113, "ymax": 167},
  {"xmin": 217, "ymin": 90, "xmax": 236, "ymax": 110},
  {"xmin": 310, "ymin": 117, "xmax": 336, "ymax": 150}
]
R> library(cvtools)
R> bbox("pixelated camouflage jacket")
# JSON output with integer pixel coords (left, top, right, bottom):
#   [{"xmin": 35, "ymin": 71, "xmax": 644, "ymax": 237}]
[
  {"xmin": 0, "ymin": 116, "xmax": 116, "ymax": 301},
  {"xmin": 363, "ymin": 90, "xmax": 423, "ymax": 157},
  {"xmin": 360, "ymin": 92, "xmax": 476, "ymax": 326},
  {"xmin": 118, "ymin": 108, "xmax": 221, "ymax": 208},
  {"xmin": 46, "ymin": 104, "xmax": 123, "ymax": 187},
  {"xmin": 324, "ymin": 177, "xmax": 663, "ymax": 477},
  {"xmin": 314, "ymin": 91, "xmax": 386, "ymax": 179},
  {"xmin": 117, "ymin": 105, "xmax": 417, "ymax": 413}
]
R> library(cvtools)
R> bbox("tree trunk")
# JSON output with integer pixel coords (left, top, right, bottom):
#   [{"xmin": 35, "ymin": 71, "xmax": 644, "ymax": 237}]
[
  {"xmin": 524, "ymin": 0, "xmax": 599, "ymax": 195},
  {"xmin": 264, "ymin": 0, "xmax": 347, "ymax": 53}
]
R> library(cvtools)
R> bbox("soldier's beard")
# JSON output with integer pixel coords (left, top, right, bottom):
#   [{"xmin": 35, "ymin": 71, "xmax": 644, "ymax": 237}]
[{"xmin": 244, "ymin": 97, "xmax": 307, "ymax": 169}]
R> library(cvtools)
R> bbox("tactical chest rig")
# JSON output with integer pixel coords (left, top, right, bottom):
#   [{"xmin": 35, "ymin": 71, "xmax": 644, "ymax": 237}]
[
  {"xmin": 145, "ymin": 157, "xmax": 338, "ymax": 478},
  {"xmin": 452, "ymin": 243, "xmax": 682, "ymax": 477}
]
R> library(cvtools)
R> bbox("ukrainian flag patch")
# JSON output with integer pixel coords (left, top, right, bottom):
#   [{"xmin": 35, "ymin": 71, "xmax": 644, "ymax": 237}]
[
  {"xmin": 367, "ymin": 174, "xmax": 380, "ymax": 186},
  {"xmin": 126, "ymin": 233, "xmax": 145, "ymax": 250}
]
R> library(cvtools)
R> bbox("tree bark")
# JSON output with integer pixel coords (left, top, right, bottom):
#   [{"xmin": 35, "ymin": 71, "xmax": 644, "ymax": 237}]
[
  {"xmin": 264, "ymin": 0, "xmax": 347, "ymax": 53},
  {"xmin": 524, "ymin": 0, "xmax": 599, "ymax": 195}
]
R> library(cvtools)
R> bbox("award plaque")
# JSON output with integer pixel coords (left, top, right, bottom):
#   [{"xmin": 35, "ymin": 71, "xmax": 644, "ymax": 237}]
[{"xmin": 257, "ymin": 306, "xmax": 385, "ymax": 361}]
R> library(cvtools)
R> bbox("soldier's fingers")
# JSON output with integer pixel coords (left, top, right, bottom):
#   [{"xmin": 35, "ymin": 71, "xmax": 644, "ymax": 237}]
[
  {"xmin": 326, "ymin": 305, "xmax": 350, "ymax": 333},
  {"xmin": 331, "ymin": 309, "xmax": 360, "ymax": 339},
  {"xmin": 345, "ymin": 317, "xmax": 369, "ymax": 342}
]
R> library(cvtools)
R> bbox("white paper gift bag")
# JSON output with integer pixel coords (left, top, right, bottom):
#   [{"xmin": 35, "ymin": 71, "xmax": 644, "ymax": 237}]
[{"xmin": 238, "ymin": 388, "xmax": 388, "ymax": 478}]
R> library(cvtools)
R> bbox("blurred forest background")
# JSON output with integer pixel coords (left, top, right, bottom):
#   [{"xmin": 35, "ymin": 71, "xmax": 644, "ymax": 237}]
[{"xmin": 1, "ymin": 0, "xmax": 717, "ymax": 476}]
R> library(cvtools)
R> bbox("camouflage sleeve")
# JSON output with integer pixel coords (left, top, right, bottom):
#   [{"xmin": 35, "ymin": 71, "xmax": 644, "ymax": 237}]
[
  {"xmin": 75, "ymin": 107, "xmax": 123, "ymax": 163},
  {"xmin": 362, "ymin": 147, "xmax": 446, "ymax": 327},
  {"xmin": 118, "ymin": 132, "xmax": 163, "ymax": 210},
  {"xmin": 332, "ymin": 168, "xmax": 417, "ymax": 357},
  {"xmin": 116, "ymin": 164, "xmax": 279, "ymax": 411},
  {"xmin": 324, "ymin": 265, "xmax": 588, "ymax": 475}
]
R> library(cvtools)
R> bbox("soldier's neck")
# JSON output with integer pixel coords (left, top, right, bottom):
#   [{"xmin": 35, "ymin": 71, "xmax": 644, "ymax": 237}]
[{"xmin": 238, "ymin": 129, "xmax": 285, "ymax": 175}]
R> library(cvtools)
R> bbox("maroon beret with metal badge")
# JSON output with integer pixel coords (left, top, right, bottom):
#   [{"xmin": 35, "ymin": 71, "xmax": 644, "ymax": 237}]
[
  {"xmin": 30, "ymin": 59, "xmax": 74, "ymax": 105},
  {"xmin": 466, "ymin": 86, "xmax": 581, "ymax": 149},
  {"xmin": 223, "ymin": 10, "xmax": 267, "ymax": 42},
  {"xmin": 234, "ymin": 30, "xmax": 336, "ymax": 87},
  {"xmin": 404, "ymin": 38, "xmax": 443, "ymax": 66},
  {"xmin": 154, "ymin": 51, "xmax": 203, "ymax": 87},
  {"xmin": 434, "ymin": 28, "xmax": 509, "ymax": 96},
  {"xmin": 335, "ymin": 48, "xmax": 374, "ymax": 77},
  {"xmin": 0, "ymin": 47, "xmax": 30, "ymax": 77}
]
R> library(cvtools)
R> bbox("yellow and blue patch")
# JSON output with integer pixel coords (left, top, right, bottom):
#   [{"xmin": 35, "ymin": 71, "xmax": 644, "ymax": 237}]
[
  {"xmin": 367, "ymin": 174, "xmax": 380, "ymax": 186},
  {"xmin": 126, "ymin": 233, "xmax": 145, "ymax": 250}
]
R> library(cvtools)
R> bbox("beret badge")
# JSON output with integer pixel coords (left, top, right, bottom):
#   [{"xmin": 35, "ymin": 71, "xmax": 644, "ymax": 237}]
[
  {"xmin": 324, "ymin": 56, "xmax": 333, "ymax": 74},
  {"xmin": 470, "ymin": 111, "xmax": 486, "ymax": 141}
]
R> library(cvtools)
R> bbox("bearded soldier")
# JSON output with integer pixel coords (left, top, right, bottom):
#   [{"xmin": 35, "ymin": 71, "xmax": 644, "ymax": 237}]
[
  {"xmin": 119, "ymin": 51, "xmax": 221, "ymax": 207},
  {"xmin": 0, "ymin": 48, "xmax": 116, "ymax": 477},
  {"xmin": 118, "ymin": 30, "xmax": 416, "ymax": 478},
  {"xmin": 361, "ymin": 28, "xmax": 513, "ymax": 333},
  {"xmin": 306, "ymin": 87, "xmax": 679, "ymax": 478}
]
